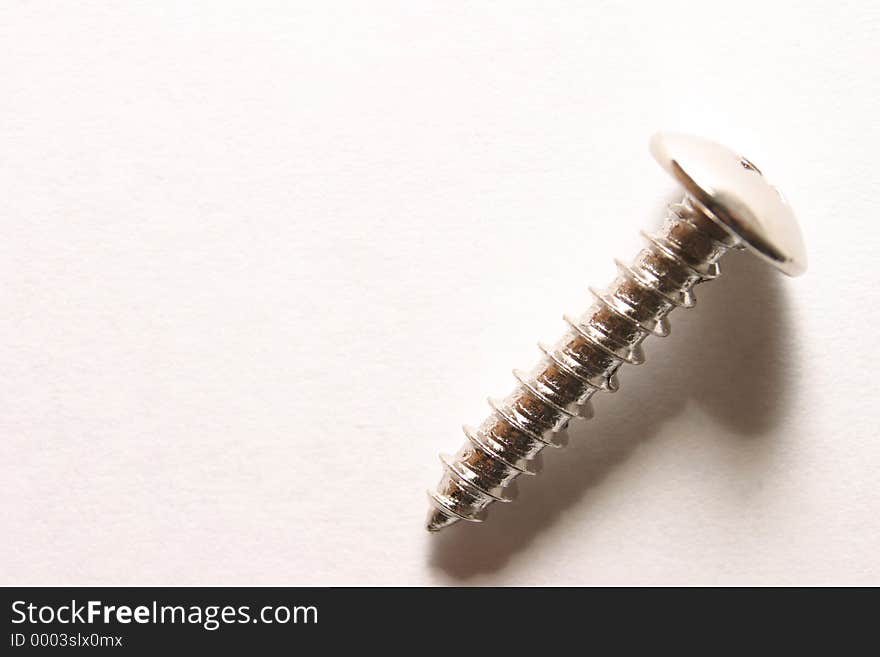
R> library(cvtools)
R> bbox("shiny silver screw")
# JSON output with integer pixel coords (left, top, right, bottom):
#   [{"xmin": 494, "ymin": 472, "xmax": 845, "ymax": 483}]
[{"xmin": 426, "ymin": 132, "xmax": 807, "ymax": 533}]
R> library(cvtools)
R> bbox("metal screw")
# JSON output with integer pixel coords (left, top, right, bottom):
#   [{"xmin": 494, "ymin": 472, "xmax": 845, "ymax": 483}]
[{"xmin": 426, "ymin": 132, "xmax": 807, "ymax": 533}]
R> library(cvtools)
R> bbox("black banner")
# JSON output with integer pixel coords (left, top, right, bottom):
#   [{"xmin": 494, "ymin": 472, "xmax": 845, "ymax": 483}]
[{"xmin": 0, "ymin": 587, "xmax": 870, "ymax": 652}]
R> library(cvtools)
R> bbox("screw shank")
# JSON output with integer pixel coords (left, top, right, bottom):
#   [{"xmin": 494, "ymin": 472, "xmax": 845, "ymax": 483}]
[{"xmin": 426, "ymin": 197, "xmax": 737, "ymax": 531}]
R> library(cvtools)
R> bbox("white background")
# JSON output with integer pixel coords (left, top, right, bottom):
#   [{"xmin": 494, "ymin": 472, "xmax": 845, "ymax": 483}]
[{"xmin": 1, "ymin": 1, "xmax": 878, "ymax": 586}]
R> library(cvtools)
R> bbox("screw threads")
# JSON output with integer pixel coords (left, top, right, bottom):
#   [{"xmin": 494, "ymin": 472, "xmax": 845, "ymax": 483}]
[{"xmin": 426, "ymin": 196, "xmax": 740, "ymax": 532}]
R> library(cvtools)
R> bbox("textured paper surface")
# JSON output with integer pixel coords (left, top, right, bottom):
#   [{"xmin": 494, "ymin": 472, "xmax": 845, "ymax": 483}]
[{"xmin": 1, "ymin": 2, "xmax": 878, "ymax": 585}]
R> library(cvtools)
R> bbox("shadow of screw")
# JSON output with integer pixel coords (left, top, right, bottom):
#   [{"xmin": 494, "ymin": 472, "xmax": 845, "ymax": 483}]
[{"xmin": 427, "ymin": 247, "xmax": 793, "ymax": 578}]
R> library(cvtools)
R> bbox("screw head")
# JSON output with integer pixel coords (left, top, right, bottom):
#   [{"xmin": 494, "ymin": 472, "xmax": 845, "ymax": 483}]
[{"xmin": 650, "ymin": 132, "xmax": 807, "ymax": 276}]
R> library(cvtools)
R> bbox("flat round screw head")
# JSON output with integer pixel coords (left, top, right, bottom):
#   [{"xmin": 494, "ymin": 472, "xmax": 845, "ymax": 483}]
[{"xmin": 650, "ymin": 132, "xmax": 807, "ymax": 276}]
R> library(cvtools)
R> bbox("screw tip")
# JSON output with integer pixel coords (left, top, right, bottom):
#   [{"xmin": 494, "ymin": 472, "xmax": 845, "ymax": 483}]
[{"xmin": 425, "ymin": 507, "xmax": 460, "ymax": 533}]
